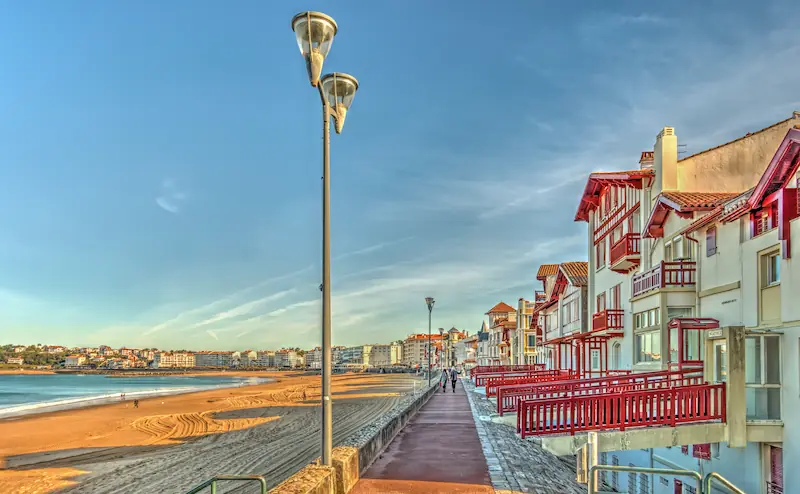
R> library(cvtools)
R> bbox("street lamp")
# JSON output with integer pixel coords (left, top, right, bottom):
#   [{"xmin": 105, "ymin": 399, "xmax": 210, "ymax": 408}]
[
  {"xmin": 425, "ymin": 297, "xmax": 435, "ymax": 385},
  {"xmin": 291, "ymin": 11, "xmax": 359, "ymax": 468}
]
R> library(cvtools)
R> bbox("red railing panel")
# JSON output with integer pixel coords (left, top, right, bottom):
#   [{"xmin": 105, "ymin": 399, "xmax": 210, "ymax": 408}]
[
  {"xmin": 485, "ymin": 370, "xmax": 571, "ymax": 397},
  {"xmin": 518, "ymin": 382, "xmax": 725, "ymax": 438},
  {"xmin": 592, "ymin": 309, "xmax": 625, "ymax": 331},
  {"xmin": 610, "ymin": 233, "xmax": 640, "ymax": 266},
  {"xmin": 632, "ymin": 261, "xmax": 696, "ymax": 298}
]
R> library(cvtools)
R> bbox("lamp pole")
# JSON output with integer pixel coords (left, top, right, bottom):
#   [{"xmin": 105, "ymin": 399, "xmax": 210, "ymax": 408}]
[
  {"xmin": 425, "ymin": 297, "xmax": 435, "ymax": 385},
  {"xmin": 292, "ymin": 11, "xmax": 359, "ymax": 468}
]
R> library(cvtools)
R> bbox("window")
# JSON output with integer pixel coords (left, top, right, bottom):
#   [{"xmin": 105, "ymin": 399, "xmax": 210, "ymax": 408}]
[
  {"xmin": 610, "ymin": 284, "xmax": 622, "ymax": 310},
  {"xmin": 634, "ymin": 309, "xmax": 660, "ymax": 329},
  {"xmin": 706, "ymin": 227, "xmax": 717, "ymax": 256},
  {"xmin": 745, "ymin": 335, "xmax": 781, "ymax": 420},
  {"xmin": 611, "ymin": 456, "xmax": 619, "ymax": 491},
  {"xmin": 752, "ymin": 203, "xmax": 779, "ymax": 237},
  {"xmin": 628, "ymin": 464, "xmax": 637, "ymax": 494},
  {"xmin": 639, "ymin": 473, "xmax": 649, "ymax": 494},
  {"xmin": 666, "ymin": 236, "xmax": 695, "ymax": 262},
  {"xmin": 636, "ymin": 330, "xmax": 661, "ymax": 363},
  {"xmin": 597, "ymin": 293, "xmax": 606, "ymax": 313},
  {"xmin": 764, "ymin": 252, "xmax": 780, "ymax": 287},
  {"xmin": 591, "ymin": 349, "xmax": 601, "ymax": 371},
  {"xmin": 527, "ymin": 334, "xmax": 536, "ymax": 347},
  {"xmin": 596, "ymin": 239, "xmax": 606, "ymax": 268}
]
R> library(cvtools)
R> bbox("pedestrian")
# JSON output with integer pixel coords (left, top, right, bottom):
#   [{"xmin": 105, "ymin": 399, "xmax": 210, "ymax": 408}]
[
  {"xmin": 134, "ymin": 399, "xmax": 139, "ymax": 408},
  {"xmin": 440, "ymin": 368, "xmax": 449, "ymax": 392},
  {"xmin": 449, "ymin": 366, "xmax": 461, "ymax": 392}
]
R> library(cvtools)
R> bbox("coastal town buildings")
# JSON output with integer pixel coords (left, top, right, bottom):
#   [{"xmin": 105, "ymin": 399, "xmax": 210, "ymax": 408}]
[
  {"xmin": 369, "ymin": 342, "xmax": 403, "ymax": 367},
  {"xmin": 485, "ymin": 302, "xmax": 517, "ymax": 365},
  {"xmin": 64, "ymin": 355, "xmax": 86, "ymax": 367},
  {"xmin": 275, "ymin": 349, "xmax": 298, "ymax": 368},
  {"xmin": 6, "ymin": 357, "xmax": 24, "ymax": 365},
  {"xmin": 556, "ymin": 113, "xmax": 800, "ymax": 493},
  {"xmin": 475, "ymin": 321, "xmax": 491, "ymax": 367}
]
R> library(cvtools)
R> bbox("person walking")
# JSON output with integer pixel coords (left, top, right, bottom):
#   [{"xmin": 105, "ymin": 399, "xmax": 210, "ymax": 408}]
[
  {"xmin": 440, "ymin": 367, "xmax": 449, "ymax": 392},
  {"xmin": 449, "ymin": 366, "xmax": 461, "ymax": 392}
]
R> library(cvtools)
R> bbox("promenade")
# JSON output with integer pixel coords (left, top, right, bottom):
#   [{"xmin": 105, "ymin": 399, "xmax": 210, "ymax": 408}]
[
  {"xmin": 351, "ymin": 382, "xmax": 494, "ymax": 493},
  {"xmin": 351, "ymin": 378, "xmax": 585, "ymax": 493}
]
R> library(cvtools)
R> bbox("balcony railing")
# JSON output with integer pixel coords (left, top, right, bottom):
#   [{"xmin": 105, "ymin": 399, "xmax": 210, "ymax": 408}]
[
  {"xmin": 610, "ymin": 233, "xmax": 640, "ymax": 270},
  {"xmin": 518, "ymin": 382, "xmax": 726, "ymax": 437},
  {"xmin": 632, "ymin": 261, "xmax": 696, "ymax": 298},
  {"xmin": 592, "ymin": 309, "xmax": 625, "ymax": 332},
  {"xmin": 767, "ymin": 481, "xmax": 784, "ymax": 494}
]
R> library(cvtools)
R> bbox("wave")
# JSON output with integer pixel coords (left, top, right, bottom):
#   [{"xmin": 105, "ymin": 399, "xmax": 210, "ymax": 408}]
[{"xmin": 0, "ymin": 378, "xmax": 271, "ymax": 419}]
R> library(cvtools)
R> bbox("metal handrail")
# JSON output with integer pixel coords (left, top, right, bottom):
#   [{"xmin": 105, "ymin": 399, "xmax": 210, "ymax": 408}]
[
  {"xmin": 703, "ymin": 472, "xmax": 746, "ymax": 494},
  {"xmin": 185, "ymin": 475, "xmax": 267, "ymax": 494},
  {"xmin": 587, "ymin": 465, "xmax": 701, "ymax": 493}
]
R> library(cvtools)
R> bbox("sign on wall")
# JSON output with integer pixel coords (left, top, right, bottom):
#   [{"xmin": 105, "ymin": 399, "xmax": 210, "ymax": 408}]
[{"xmin": 693, "ymin": 443, "xmax": 711, "ymax": 460}]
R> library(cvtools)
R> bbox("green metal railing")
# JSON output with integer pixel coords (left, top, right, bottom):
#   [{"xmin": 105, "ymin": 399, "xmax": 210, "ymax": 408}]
[
  {"xmin": 185, "ymin": 475, "xmax": 267, "ymax": 494},
  {"xmin": 587, "ymin": 465, "xmax": 745, "ymax": 494}
]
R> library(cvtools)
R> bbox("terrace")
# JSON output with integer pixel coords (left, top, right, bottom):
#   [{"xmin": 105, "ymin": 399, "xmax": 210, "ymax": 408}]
[{"xmin": 631, "ymin": 260, "xmax": 696, "ymax": 298}]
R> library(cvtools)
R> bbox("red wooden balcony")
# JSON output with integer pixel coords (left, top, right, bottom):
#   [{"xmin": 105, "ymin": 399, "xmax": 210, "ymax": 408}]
[
  {"xmin": 497, "ymin": 368, "xmax": 702, "ymax": 416},
  {"xmin": 484, "ymin": 370, "xmax": 571, "ymax": 397},
  {"xmin": 609, "ymin": 233, "xmax": 640, "ymax": 272},
  {"xmin": 592, "ymin": 309, "xmax": 624, "ymax": 332},
  {"xmin": 518, "ymin": 382, "xmax": 726, "ymax": 438},
  {"xmin": 632, "ymin": 261, "xmax": 696, "ymax": 298}
]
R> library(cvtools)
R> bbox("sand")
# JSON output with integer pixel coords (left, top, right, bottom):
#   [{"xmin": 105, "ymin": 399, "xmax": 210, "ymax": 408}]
[{"xmin": 0, "ymin": 371, "xmax": 422, "ymax": 494}]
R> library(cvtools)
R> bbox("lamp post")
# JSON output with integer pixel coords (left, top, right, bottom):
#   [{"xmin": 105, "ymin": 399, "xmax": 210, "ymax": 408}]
[
  {"xmin": 291, "ymin": 11, "xmax": 359, "ymax": 468},
  {"xmin": 425, "ymin": 297, "xmax": 435, "ymax": 385}
]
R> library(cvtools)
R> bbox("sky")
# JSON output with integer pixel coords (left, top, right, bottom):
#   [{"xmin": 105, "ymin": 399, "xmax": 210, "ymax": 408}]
[{"xmin": 1, "ymin": 1, "xmax": 799, "ymax": 350}]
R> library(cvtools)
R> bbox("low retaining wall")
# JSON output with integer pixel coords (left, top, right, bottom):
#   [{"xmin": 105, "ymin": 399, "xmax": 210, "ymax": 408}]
[{"xmin": 268, "ymin": 381, "xmax": 438, "ymax": 494}]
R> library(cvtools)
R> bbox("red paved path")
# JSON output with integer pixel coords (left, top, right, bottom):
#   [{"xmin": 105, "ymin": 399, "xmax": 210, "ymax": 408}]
[{"xmin": 350, "ymin": 383, "xmax": 494, "ymax": 493}]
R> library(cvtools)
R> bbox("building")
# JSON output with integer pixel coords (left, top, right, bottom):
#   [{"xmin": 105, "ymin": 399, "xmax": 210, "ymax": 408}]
[
  {"xmin": 152, "ymin": 352, "xmax": 195, "ymax": 368},
  {"xmin": 439, "ymin": 327, "xmax": 466, "ymax": 368},
  {"xmin": 475, "ymin": 321, "xmax": 491, "ymax": 367},
  {"xmin": 402, "ymin": 333, "xmax": 443, "ymax": 369},
  {"xmin": 193, "ymin": 351, "xmax": 233, "ymax": 368},
  {"xmin": 275, "ymin": 350, "xmax": 298, "ymax": 368},
  {"xmin": 454, "ymin": 333, "xmax": 478, "ymax": 369},
  {"xmin": 294, "ymin": 353, "xmax": 306, "ymax": 368},
  {"xmin": 6, "ymin": 357, "xmax": 24, "ymax": 365},
  {"xmin": 43, "ymin": 345, "xmax": 67, "ymax": 354},
  {"xmin": 64, "ymin": 355, "xmax": 87, "ymax": 368},
  {"xmin": 369, "ymin": 343, "xmax": 403, "ymax": 367},
  {"xmin": 12, "ymin": 346, "xmax": 26, "ymax": 353},
  {"xmin": 562, "ymin": 113, "xmax": 800, "ymax": 493},
  {"xmin": 238, "ymin": 350, "xmax": 258, "ymax": 367},
  {"xmin": 338, "ymin": 345, "xmax": 373, "ymax": 367},
  {"xmin": 485, "ymin": 302, "xmax": 517, "ymax": 365},
  {"xmin": 255, "ymin": 351, "xmax": 276, "ymax": 367},
  {"xmin": 306, "ymin": 348, "xmax": 321, "ymax": 369}
]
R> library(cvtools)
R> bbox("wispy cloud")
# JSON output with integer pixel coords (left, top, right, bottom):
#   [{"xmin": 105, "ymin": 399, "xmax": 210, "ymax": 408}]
[
  {"xmin": 206, "ymin": 330, "xmax": 219, "ymax": 341},
  {"xmin": 188, "ymin": 288, "xmax": 296, "ymax": 329},
  {"xmin": 334, "ymin": 236, "xmax": 415, "ymax": 261},
  {"xmin": 155, "ymin": 178, "xmax": 187, "ymax": 214}
]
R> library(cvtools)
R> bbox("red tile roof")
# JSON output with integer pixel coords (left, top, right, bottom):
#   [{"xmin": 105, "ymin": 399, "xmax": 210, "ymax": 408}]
[
  {"xmin": 536, "ymin": 264, "xmax": 559, "ymax": 280},
  {"xmin": 574, "ymin": 169, "xmax": 654, "ymax": 222},
  {"xmin": 560, "ymin": 262, "xmax": 589, "ymax": 287},
  {"xmin": 661, "ymin": 192, "xmax": 739, "ymax": 210},
  {"xmin": 486, "ymin": 302, "xmax": 515, "ymax": 314}
]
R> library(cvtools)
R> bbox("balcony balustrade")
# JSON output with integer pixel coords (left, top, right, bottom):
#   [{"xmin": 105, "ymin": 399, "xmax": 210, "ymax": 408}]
[
  {"xmin": 609, "ymin": 233, "xmax": 641, "ymax": 272},
  {"xmin": 592, "ymin": 309, "xmax": 625, "ymax": 332},
  {"xmin": 632, "ymin": 261, "xmax": 696, "ymax": 298}
]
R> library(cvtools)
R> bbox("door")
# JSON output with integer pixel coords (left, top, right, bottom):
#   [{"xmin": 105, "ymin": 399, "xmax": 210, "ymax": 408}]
[
  {"xmin": 673, "ymin": 479, "xmax": 683, "ymax": 493},
  {"xmin": 612, "ymin": 342, "xmax": 622, "ymax": 370},
  {"xmin": 714, "ymin": 341, "xmax": 728, "ymax": 383}
]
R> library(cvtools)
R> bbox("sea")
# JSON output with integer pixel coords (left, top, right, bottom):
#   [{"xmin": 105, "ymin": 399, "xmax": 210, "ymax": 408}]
[{"xmin": 0, "ymin": 373, "xmax": 269, "ymax": 419}]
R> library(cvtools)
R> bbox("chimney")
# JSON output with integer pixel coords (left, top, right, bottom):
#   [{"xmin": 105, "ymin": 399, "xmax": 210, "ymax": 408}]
[
  {"xmin": 639, "ymin": 151, "xmax": 654, "ymax": 170},
  {"xmin": 652, "ymin": 127, "xmax": 678, "ymax": 195}
]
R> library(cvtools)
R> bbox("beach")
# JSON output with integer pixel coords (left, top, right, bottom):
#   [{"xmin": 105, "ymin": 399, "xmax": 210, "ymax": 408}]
[{"xmin": 0, "ymin": 371, "xmax": 423, "ymax": 493}]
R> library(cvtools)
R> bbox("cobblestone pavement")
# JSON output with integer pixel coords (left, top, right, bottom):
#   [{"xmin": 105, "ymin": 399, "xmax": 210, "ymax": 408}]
[{"xmin": 463, "ymin": 379, "xmax": 586, "ymax": 494}]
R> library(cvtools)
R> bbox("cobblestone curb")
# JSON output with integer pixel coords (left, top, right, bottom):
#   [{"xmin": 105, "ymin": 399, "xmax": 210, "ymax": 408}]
[{"xmin": 462, "ymin": 378, "xmax": 585, "ymax": 494}]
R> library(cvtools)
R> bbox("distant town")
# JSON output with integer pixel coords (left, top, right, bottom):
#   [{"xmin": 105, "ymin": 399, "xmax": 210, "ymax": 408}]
[{"xmin": 0, "ymin": 327, "xmax": 475, "ymax": 371}]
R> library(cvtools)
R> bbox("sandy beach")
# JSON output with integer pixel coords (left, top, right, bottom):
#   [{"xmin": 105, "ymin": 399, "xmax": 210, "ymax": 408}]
[{"xmin": 0, "ymin": 371, "xmax": 423, "ymax": 493}]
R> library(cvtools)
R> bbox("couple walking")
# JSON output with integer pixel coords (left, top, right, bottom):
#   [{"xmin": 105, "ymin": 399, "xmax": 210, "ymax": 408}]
[{"xmin": 440, "ymin": 366, "xmax": 461, "ymax": 392}]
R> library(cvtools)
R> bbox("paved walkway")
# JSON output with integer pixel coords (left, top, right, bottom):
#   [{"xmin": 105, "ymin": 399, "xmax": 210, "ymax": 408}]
[{"xmin": 351, "ymin": 381, "xmax": 495, "ymax": 493}]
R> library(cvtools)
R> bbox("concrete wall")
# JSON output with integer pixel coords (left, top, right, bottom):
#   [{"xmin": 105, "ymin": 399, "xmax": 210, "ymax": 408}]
[{"xmin": 678, "ymin": 116, "xmax": 800, "ymax": 193}]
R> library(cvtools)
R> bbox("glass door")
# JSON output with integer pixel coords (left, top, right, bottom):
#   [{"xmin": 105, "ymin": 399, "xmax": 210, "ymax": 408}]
[{"xmin": 714, "ymin": 341, "xmax": 727, "ymax": 383}]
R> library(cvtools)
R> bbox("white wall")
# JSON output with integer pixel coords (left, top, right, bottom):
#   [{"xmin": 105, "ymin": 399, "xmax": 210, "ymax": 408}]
[
  {"xmin": 741, "ymin": 228, "xmax": 780, "ymax": 327},
  {"xmin": 783, "ymin": 218, "xmax": 800, "ymax": 322}
]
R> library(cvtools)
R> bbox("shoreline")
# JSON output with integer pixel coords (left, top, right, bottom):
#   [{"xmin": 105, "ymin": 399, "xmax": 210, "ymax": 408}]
[{"xmin": 0, "ymin": 373, "xmax": 278, "ymax": 420}]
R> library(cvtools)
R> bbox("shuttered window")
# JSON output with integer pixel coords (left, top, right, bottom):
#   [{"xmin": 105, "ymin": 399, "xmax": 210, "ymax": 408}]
[{"xmin": 706, "ymin": 227, "xmax": 717, "ymax": 256}]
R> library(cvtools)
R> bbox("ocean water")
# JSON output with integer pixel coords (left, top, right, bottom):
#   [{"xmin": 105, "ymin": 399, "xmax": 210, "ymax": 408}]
[{"xmin": 0, "ymin": 374, "xmax": 268, "ymax": 418}]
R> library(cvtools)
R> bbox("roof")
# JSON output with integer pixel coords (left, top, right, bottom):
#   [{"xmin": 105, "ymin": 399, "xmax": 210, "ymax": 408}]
[
  {"xmin": 679, "ymin": 113, "xmax": 800, "ymax": 162},
  {"xmin": 722, "ymin": 126, "xmax": 800, "ymax": 222},
  {"xmin": 559, "ymin": 262, "xmax": 589, "ymax": 287},
  {"xmin": 536, "ymin": 264, "xmax": 559, "ymax": 280},
  {"xmin": 574, "ymin": 169, "xmax": 654, "ymax": 222},
  {"xmin": 660, "ymin": 192, "xmax": 739, "ymax": 210},
  {"xmin": 644, "ymin": 191, "xmax": 740, "ymax": 238},
  {"xmin": 486, "ymin": 301, "xmax": 516, "ymax": 314}
]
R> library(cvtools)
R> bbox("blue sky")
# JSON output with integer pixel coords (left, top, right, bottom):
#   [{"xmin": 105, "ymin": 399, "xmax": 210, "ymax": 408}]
[{"xmin": 1, "ymin": 1, "xmax": 798, "ymax": 350}]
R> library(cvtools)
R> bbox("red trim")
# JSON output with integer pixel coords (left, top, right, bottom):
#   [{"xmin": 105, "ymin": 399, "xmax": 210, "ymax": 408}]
[{"xmin": 575, "ymin": 170, "xmax": 652, "ymax": 222}]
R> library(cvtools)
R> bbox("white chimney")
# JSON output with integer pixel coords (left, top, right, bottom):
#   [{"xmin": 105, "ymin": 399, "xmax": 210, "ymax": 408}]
[
  {"xmin": 639, "ymin": 151, "xmax": 654, "ymax": 170},
  {"xmin": 652, "ymin": 127, "xmax": 678, "ymax": 196}
]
